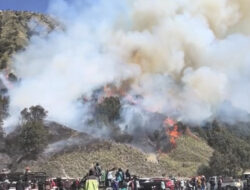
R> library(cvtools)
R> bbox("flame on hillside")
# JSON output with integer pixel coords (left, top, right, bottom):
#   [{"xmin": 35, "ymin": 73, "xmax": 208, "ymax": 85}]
[{"xmin": 164, "ymin": 118, "xmax": 181, "ymax": 147}]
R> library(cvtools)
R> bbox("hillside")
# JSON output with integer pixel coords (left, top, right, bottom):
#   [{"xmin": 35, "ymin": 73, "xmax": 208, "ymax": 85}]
[
  {"xmin": 1, "ymin": 10, "xmax": 250, "ymax": 179},
  {"xmin": 17, "ymin": 136, "xmax": 213, "ymax": 178},
  {"xmin": 0, "ymin": 10, "xmax": 56, "ymax": 69}
]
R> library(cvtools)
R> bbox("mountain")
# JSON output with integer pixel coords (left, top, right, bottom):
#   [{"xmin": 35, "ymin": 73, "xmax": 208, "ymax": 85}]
[
  {"xmin": 0, "ymin": 10, "xmax": 56, "ymax": 69},
  {"xmin": 0, "ymin": 10, "xmax": 250, "ymax": 178}
]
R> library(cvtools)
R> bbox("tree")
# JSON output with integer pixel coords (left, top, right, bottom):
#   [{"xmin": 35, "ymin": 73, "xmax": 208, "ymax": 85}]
[
  {"xmin": 0, "ymin": 96, "xmax": 9, "ymax": 144},
  {"xmin": 19, "ymin": 105, "xmax": 48, "ymax": 156},
  {"xmin": 195, "ymin": 122, "xmax": 250, "ymax": 177},
  {"xmin": 97, "ymin": 97, "xmax": 121, "ymax": 121},
  {"xmin": 20, "ymin": 105, "xmax": 47, "ymax": 122}
]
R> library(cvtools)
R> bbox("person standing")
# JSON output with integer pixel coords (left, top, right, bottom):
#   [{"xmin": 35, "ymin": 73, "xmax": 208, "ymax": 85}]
[
  {"xmin": 210, "ymin": 179, "xmax": 215, "ymax": 190},
  {"xmin": 161, "ymin": 181, "xmax": 166, "ymax": 190},
  {"xmin": 50, "ymin": 180, "xmax": 56, "ymax": 189},
  {"xmin": 85, "ymin": 169, "xmax": 99, "ymax": 190},
  {"xmin": 94, "ymin": 163, "xmax": 101, "ymax": 178},
  {"xmin": 201, "ymin": 176, "xmax": 206, "ymax": 190},
  {"xmin": 125, "ymin": 170, "xmax": 131, "ymax": 182},
  {"xmin": 38, "ymin": 180, "xmax": 44, "ymax": 190},
  {"xmin": 129, "ymin": 176, "xmax": 140, "ymax": 190},
  {"xmin": 16, "ymin": 180, "xmax": 24, "ymax": 190},
  {"xmin": 217, "ymin": 177, "xmax": 222, "ymax": 190},
  {"xmin": 191, "ymin": 178, "xmax": 196, "ymax": 190},
  {"xmin": 180, "ymin": 180, "xmax": 185, "ymax": 190},
  {"xmin": 197, "ymin": 177, "xmax": 202, "ymax": 190},
  {"xmin": 106, "ymin": 170, "xmax": 114, "ymax": 187},
  {"xmin": 116, "ymin": 169, "xmax": 124, "ymax": 183}
]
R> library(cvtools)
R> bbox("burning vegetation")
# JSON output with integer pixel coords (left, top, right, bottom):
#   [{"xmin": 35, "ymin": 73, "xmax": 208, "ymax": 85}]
[
  {"xmin": 164, "ymin": 118, "xmax": 181, "ymax": 147},
  {"xmin": 1, "ymin": 0, "xmax": 250, "ymax": 177}
]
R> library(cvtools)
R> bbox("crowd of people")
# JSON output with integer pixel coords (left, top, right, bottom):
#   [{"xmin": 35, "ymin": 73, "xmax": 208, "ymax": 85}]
[
  {"xmin": 184, "ymin": 176, "xmax": 207, "ymax": 190},
  {"xmin": 83, "ymin": 163, "xmax": 140, "ymax": 190},
  {"xmin": 0, "ymin": 164, "xmax": 140, "ymax": 190},
  {"xmin": 0, "ymin": 165, "xmax": 225, "ymax": 190}
]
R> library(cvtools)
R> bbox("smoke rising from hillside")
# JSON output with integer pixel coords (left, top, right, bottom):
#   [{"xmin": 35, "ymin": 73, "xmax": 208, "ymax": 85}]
[{"xmin": 4, "ymin": 0, "xmax": 250, "ymax": 131}]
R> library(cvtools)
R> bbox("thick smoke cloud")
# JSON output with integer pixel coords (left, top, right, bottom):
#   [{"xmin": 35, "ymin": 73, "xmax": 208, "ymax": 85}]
[{"xmin": 4, "ymin": 0, "xmax": 250, "ymax": 132}]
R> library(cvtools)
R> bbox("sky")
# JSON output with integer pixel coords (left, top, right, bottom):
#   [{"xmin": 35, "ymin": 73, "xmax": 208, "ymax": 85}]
[{"xmin": 0, "ymin": 0, "xmax": 50, "ymax": 13}]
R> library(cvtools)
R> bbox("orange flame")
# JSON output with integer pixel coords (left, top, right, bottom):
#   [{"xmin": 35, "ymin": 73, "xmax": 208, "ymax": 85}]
[
  {"xmin": 164, "ymin": 118, "xmax": 181, "ymax": 147},
  {"xmin": 167, "ymin": 125, "xmax": 180, "ymax": 145},
  {"xmin": 164, "ymin": 118, "xmax": 176, "ymax": 127}
]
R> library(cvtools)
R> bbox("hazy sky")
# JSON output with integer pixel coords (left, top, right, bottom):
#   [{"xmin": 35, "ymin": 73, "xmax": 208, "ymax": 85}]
[{"xmin": 0, "ymin": 0, "xmax": 50, "ymax": 13}]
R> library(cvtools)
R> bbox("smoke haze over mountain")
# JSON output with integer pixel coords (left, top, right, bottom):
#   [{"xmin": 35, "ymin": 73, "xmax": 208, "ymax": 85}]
[{"xmin": 4, "ymin": 0, "xmax": 250, "ymax": 133}]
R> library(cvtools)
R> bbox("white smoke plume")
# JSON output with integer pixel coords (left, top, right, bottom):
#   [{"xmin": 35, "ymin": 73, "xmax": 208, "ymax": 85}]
[{"xmin": 4, "ymin": 0, "xmax": 250, "ymax": 132}]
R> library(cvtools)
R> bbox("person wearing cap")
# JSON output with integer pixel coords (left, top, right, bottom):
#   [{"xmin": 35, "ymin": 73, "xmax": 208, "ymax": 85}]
[{"xmin": 85, "ymin": 169, "xmax": 99, "ymax": 190}]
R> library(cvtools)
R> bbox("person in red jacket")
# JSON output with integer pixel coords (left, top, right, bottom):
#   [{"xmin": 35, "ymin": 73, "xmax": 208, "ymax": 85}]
[{"xmin": 50, "ymin": 179, "xmax": 56, "ymax": 189}]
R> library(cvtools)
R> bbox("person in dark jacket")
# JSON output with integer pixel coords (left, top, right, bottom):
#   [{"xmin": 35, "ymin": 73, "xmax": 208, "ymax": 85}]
[
  {"xmin": 125, "ymin": 170, "xmax": 131, "ymax": 182},
  {"xmin": 57, "ymin": 178, "xmax": 64, "ymax": 190},
  {"xmin": 71, "ymin": 180, "xmax": 79, "ymax": 190},
  {"xmin": 201, "ymin": 176, "xmax": 206, "ymax": 190},
  {"xmin": 94, "ymin": 163, "xmax": 101, "ymax": 177},
  {"xmin": 38, "ymin": 180, "xmax": 44, "ymax": 190},
  {"xmin": 16, "ymin": 180, "xmax": 24, "ymax": 190},
  {"xmin": 217, "ymin": 177, "xmax": 222, "ymax": 190},
  {"xmin": 210, "ymin": 179, "xmax": 215, "ymax": 190},
  {"xmin": 191, "ymin": 178, "xmax": 196, "ymax": 190}
]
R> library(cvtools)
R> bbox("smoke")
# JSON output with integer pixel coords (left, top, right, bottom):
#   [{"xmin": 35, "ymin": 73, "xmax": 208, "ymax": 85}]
[{"xmin": 4, "ymin": 0, "xmax": 250, "ymax": 132}]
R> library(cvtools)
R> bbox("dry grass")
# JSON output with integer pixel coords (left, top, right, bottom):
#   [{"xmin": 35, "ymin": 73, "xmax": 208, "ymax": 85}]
[
  {"xmin": 27, "ymin": 136, "xmax": 213, "ymax": 178},
  {"xmin": 158, "ymin": 136, "xmax": 213, "ymax": 176}
]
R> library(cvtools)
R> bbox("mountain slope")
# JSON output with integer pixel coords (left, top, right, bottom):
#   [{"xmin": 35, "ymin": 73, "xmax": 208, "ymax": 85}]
[
  {"xmin": 20, "ymin": 136, "xmax": 213, "ymax": 177},
  {"xmin": 0, "ymin": 10, "xmax": 57, "ymax": 69}
]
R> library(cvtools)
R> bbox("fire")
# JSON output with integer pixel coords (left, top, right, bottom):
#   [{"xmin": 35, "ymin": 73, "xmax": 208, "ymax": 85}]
[
  {"xmin": 164, "ymin": 118, "xmax": 176, "ymax": 127},
  {"xmin": 167, "ymin": 125, "xmax": 180, "ymax": 146},
  {"xmin": 164, "ymin": 118, "xmax": 181, "ymax": 147}
]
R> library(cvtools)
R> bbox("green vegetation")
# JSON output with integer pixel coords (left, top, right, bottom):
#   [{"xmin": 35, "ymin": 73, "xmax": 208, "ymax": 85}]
[
  {"xmin": 0, "ymin": 95, "xmax": 9, "ymax": 151},
  {"xmin": 18, "ymin": 105, "xmax": 49, "ymax": 156},
  {"xmin": 0, "ymin": 95, "xmax": 9, "ymax": 126},
  {"xmin": 0, "ymin": 11, "xmax": 56, "ymax": 68},
  {"xmin": 194, "ymin": 123, "xmax": 250, "ymax": 177},
  {"xmin": 0, "ymin": 10, "xmax": 250, "ymax": 178},
  {"xmin": 97, "ymin": 97, "xmax": 121, "ymax": 121}
]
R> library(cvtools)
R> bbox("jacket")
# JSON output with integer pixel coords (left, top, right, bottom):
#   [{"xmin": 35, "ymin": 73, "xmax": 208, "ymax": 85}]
[{"xmin": 85, "ymin": 175, "xmax": 99, "ymax": 190}]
